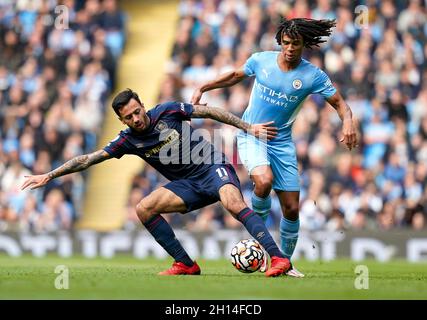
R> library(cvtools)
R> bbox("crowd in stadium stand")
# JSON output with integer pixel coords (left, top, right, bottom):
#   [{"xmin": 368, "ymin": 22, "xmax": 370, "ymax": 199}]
[
  {"xmin": 0, "ymin": 0, "xmax": 126, "ymax": 232},
  {"xmin": 126, "ymin": 0, "xmax": 427, "ymax": 232}
]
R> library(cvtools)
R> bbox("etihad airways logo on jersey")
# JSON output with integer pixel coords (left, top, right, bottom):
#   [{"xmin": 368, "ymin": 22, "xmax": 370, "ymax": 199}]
[{"xmin": 254, "ymin": 80, "xmax": 299, "ymax": 106}]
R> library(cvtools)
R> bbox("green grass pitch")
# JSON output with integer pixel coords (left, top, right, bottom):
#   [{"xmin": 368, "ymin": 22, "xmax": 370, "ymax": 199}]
[{"xmin": 0, "ymin": 255, "xmax": 426, "ymax": 299}]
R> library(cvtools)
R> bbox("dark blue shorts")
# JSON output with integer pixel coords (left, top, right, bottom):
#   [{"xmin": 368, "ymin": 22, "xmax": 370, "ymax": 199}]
[{"xmin": 163, "ymin": 164, "xmax": 241, "ymax": 212}]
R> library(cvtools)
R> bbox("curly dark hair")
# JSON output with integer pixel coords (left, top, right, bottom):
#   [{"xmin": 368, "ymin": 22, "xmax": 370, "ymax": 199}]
[{"xmin": 275, "ymin": 18, "xmax": 336, "ymax": 49}]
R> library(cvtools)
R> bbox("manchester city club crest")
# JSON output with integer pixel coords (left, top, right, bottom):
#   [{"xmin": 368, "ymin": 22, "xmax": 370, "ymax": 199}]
[
  {"xmin": 155, "ymin": 120, "xmax": 168, "ymax": 132},
  {"xmin": 292, "ymin": 79, "xmax": 302, "ymax": 89}
]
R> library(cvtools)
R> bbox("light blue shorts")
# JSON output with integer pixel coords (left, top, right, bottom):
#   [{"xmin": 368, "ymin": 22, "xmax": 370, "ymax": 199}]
[{"xmin": 236, "ymin": 132, "xmax": 300, "ymax": 192}]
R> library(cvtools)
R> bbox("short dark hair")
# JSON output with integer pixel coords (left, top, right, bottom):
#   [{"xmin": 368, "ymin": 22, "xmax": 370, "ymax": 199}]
[
  {"xmin": 275, "ymin": 18, "xmax": 336, "ymax": 49},
  {"xmin": 111, "ymin": 88, "xmax": 143, "ymax": 117}
]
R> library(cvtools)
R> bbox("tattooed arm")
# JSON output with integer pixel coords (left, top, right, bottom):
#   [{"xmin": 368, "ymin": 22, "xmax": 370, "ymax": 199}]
[
  {"xmin": 21, "ymin": 150, "xmax": 112, "ymax": 190},
  {"xmin": 191, "ymin": 104, "xmax": 278, "ymax": 140}
]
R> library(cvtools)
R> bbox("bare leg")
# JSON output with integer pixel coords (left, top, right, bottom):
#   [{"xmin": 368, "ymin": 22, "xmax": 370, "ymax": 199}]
[
  {"xmin": 275, "ymin": 190, "xmax": 300, "ymax": 221},
  {"xmin": 251, "ymin": 165, "xmax": 273, "ymax": 198},
  {"xmin": 250, "ymin": 165, "xmax": 274, "ymax": 221}
]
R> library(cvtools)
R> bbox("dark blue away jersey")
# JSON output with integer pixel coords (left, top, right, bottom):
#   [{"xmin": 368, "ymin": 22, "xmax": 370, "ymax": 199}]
[{"xmin": 103, "ymin": 101, "xmax": 228, "ymax": 181}]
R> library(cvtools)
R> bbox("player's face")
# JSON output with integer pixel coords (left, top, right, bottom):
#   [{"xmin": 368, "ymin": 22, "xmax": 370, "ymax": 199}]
[
  {"xmin": 118, "ymin": 98, "xmax": 149, "ymax": 132},
  {"xmin": 281, "ymin": 34, "xmax": 304, "ymax": 63}
]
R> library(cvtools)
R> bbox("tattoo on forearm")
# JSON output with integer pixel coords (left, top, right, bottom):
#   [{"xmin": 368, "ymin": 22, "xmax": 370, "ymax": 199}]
[
  {"xmin": 193, "ymin": 106, "xmax": 249, "ymax": 131},
  {"xmin": 47, "ymin": 150, "xmax": 108, "ymax": 179}
]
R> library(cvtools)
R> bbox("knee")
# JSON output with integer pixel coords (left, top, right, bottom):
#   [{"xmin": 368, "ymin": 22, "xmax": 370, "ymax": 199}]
[
  {"xmin": 254, "ymin": 177, "xmax": 273, "ymax": 197},
  {"xmin": 136, "ymin": 201, "xmax": 156, "ymax": 223},
  {"xmin": 282, "ymin": 203, "xmax": 299, "ymax": 220}
]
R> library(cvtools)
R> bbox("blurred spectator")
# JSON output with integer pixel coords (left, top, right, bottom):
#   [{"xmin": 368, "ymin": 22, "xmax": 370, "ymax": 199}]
[
  {"xmin": 325, "ymin": 208, "xmax": 347, "ymax": 231},
  {"xmin": 37, "ymin": 188, "xmax": 73, "ymax": 233},
  {"xmin": 351, "ymin": 209, "xmax": 376, "ymax": 231},
  {"xmin": 0, "ymin": 0, "xmax": 126, "ymax": 232}
]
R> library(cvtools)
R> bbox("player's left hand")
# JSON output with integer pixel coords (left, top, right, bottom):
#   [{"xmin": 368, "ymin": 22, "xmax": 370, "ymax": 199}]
[
  {"xmin": 340, "ymin": 118, "xmax": 358, "ymax": 150},
  {"xmin": 248, "ymin": 121, "xmax": 278, "ymax": 140}
]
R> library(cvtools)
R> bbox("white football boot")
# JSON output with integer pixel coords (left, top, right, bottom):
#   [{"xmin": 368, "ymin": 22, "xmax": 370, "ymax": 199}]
[
  {"xmin": 259, "ymin": 247, "xmax": 269, "ymax": 272},
  {"xmin": 285, "ymin": 263, "xmax": 305, "ymax": 278}
]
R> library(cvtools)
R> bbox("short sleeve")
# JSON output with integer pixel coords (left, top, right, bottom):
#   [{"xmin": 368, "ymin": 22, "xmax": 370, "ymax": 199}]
[
  {"xmin": 103, "ymin": 133, "xmax": 129, "ymax": 159},
  {"xmin": 312, "ymin": 68, "xmax": 337, "ymax": 99},
  {"xmin": 243, "ymin": 53, "xmax": 259, "ymax": 77},
  {"xmin": 161, "ymin": 101, "xmax": 194, "ymax": 120}
]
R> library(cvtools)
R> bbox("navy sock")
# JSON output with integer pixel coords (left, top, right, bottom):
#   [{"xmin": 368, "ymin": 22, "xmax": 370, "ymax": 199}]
[
  {"xmin": 237, "ymin": 208, "xmax": 283, "ymax": 258},
  {"xmin": 143, "ymin": 215, "xmax": 194, "ymax": 267}
]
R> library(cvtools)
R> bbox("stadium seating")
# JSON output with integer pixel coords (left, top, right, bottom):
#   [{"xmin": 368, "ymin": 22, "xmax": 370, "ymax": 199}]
[{"xmin": 0, "ymin": 0, "xmax": 126, "ymax": 232}]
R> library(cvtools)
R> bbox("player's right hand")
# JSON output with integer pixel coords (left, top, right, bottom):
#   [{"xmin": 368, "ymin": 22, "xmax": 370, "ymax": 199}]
[
  {"xmin": 21, "ymin": 174, "xmax": 51, "ymax": 190},
  {"xmin": 248, "ymin": 121, "xmax": 278, "ymax": 141}
]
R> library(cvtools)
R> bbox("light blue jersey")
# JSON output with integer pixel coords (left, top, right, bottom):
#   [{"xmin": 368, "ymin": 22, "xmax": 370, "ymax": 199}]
[
  {"xmin": 237, "ymin": 51, "xmax": 336, "ymax": 191},
  {"xmin": 242, "ymin": 51, "xmax": 336, "ymax": 140}
]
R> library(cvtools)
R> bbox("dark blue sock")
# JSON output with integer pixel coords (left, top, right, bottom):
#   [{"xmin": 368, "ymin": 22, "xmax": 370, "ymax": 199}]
[
  {"xmin": 143, "ymin": 215, "xmax": 194, "ymax": 267},
  {"xmin": 237, "ymin": 208, "xmax": 283, "ymax": 258}
]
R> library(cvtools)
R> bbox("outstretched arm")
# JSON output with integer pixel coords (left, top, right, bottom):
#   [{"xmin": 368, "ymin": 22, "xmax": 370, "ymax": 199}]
[
  {"xmin": 21, "ymin": 150, "xmax": 112, "ymax": 190},
  {"xmin": 191, "ymin": 104, "xmax": 277, "ymax": 140},
  {"xmin": 191, "ymin": 67, "xmax": 248, "ymax": 105},
  {"xmin": 326, "ymin": 92, "xmax": 358, "ymax": 150}
]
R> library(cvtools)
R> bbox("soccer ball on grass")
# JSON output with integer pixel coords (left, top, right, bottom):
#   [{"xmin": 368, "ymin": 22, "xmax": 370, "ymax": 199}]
[{"xmin": 230, "ymin": 239, "xmax": 266, "ymax": 273}]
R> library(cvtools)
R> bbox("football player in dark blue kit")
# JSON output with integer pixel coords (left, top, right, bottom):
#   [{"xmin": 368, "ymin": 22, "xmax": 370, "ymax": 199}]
[{"xmin": 21, "ymin": 88, "xmax": 291, "ymax": 277}]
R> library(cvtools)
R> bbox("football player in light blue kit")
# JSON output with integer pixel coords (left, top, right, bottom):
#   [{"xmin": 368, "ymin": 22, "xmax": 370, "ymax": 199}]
[{"xmin": 192, "ymin": 18, "xmax": 358, "ymax": 277}]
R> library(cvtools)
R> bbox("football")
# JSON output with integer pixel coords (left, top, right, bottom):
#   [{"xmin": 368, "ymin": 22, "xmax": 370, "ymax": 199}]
[{"xmin": 230, "ymin": 239, "xmax": 266, "ymax": 273}]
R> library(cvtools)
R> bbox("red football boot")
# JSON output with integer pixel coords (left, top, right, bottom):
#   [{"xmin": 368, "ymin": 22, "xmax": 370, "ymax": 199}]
[
  {"xmin": 265, "ymin": 256, "xmax": 291, "ymax": 277},
  {"xmin": 158, "ymin": 261, "xmax": 201, "ymax": 276}
]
